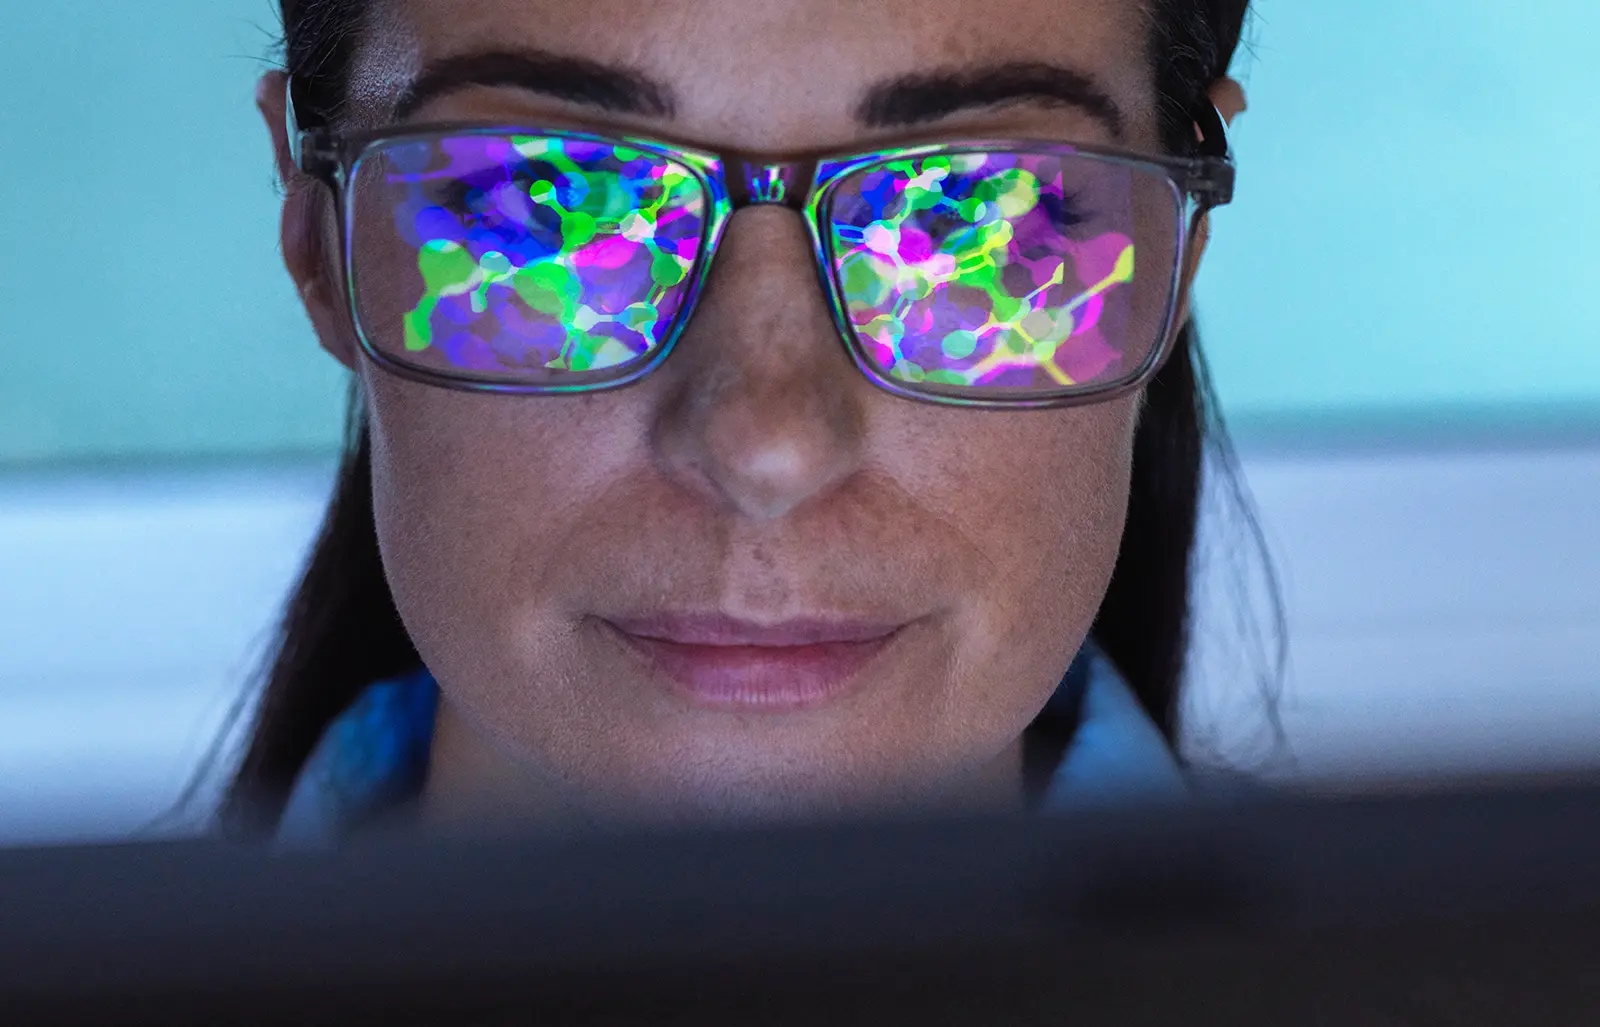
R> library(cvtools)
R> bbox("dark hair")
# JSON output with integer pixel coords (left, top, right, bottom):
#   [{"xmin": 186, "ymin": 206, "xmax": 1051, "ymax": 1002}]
[{"xmin": 220, "ymin": 0, "xmax": 1258, "ymax": 836}]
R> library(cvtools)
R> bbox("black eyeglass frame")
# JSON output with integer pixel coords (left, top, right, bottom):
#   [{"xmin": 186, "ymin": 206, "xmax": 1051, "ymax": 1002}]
[{"xmin": 286, "ymin": 78, "xmax": 1236, "ymax": 410}]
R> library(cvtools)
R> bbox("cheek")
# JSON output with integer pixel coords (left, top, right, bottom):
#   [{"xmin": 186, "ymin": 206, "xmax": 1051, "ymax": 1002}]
[
  {"xmin": 363, "ymin": 372, "xmax": 637, "ymax": 681},
  {"xmin": 906, "ymin": 396, "xmax": 1139, "ymax": 691}
]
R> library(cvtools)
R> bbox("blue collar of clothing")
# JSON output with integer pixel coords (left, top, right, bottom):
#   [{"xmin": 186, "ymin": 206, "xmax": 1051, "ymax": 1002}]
[{"xmin": 278, "ymin": 648, "xmax": 1187, "ymax": 845}]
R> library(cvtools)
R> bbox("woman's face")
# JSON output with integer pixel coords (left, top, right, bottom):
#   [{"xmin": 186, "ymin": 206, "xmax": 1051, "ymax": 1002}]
[{"xmin": 273, "ymin": 0, "xmax": 1176, "ymax": 821}]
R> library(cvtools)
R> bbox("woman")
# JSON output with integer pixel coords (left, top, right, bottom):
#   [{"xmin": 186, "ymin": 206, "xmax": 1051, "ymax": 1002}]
[{"xmin": 224, "ymin": 0, "xmax": 1254, "ymax": 841}]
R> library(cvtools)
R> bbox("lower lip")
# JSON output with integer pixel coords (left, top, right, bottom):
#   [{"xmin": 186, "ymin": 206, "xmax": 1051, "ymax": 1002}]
[{"xmin": 612, "ymin": 630, "xmax": 900, "ymax": 711}]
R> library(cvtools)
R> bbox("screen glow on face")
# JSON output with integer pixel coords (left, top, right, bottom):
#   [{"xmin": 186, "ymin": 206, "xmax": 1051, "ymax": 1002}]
[
  {"xmin": 369, "ymin": 134, "xmax": 708, "ymax": 376},
  {"xmin": 828, "ymin": 153, "xmax": 1139, "ymax": 393}
]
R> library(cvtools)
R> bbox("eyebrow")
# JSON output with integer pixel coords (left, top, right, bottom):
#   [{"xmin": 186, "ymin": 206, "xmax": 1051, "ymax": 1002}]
[
  {"xmin": 393, "ymin": 50, "xmax": 676, "ymax": 122},
  {"xmin": 856, "ymin": 62, "xmax": 1127, "ymax": 139},
  {"xmin": 391, "ymin": 51, "xmax": 1125, "ymax": 143}
]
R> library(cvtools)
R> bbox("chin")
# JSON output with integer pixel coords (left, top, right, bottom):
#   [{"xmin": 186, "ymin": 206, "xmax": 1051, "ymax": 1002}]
[{"xmin": 591, "ymin": 747, "xmax": 964, "ymax": 829}]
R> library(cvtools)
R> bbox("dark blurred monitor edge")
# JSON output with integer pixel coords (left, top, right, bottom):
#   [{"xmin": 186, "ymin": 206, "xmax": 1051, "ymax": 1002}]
[{"xmin": 3, "ymin": 778, "xmax": 1599, "ymax": 1025}]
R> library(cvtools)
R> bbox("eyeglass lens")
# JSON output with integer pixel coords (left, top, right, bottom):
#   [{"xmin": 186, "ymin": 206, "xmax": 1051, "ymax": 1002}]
[
  {"xmin": 351, "ymin": 135, "xmax": 709, "ymax": 386},
  {"xmin": 828, "ymin": 152, "xmax": 1181, "ymax": 397}
]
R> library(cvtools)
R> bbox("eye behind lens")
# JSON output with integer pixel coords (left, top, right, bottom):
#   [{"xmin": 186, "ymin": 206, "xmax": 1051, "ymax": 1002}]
[
  {"xmin": 823, "ymin": 149, "xmax": 1183, "ymax": 401},
  {"xmin": 348, "ymin": 132, "xmax": 712, "ymax": 388}
]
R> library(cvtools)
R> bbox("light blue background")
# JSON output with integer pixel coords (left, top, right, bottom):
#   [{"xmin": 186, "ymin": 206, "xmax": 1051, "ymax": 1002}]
[
  {"xmin": 2, "ymin": 0, "xmax": 1596, "ymax": 464},
  {"xmin": 1206, "ymin": 1, "xmax": 1600, "ymax": 427}
]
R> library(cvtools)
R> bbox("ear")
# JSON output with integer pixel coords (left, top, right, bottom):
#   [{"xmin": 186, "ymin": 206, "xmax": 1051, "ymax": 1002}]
[
  {"xmin": 1172, "ymin": 77, "xmax": 1247, "ymax": 330},
  {"xmin": 1209, "ymin": 76, "xmax": 1248, "ymax": 126},
  {"xmin": 257, "ymin": 71, "xmax": 361, "ymax": 371}
]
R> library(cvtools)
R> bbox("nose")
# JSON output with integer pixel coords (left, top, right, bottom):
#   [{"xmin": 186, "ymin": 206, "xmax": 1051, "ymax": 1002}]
[{"xmin": 650, "ymin": 207, "xmax": 867, "ymax": 521}]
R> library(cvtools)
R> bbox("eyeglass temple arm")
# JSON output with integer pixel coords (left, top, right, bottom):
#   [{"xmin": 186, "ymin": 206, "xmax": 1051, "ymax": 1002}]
[
  {"xmin": 285, "ymin": 76, "xmax": 342, "ymax": 184},
  {"xmin": 1188, "ymin": 102, "xmax": 1236, "ymax": 208}
]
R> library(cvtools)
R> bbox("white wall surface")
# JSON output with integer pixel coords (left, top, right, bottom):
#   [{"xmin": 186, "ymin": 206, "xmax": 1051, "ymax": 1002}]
[
  {"xmin": 1, "ymin": 445, "xmax": 1596, "ymax": 845},
  {"xmin": 1185, "ymin": 442, "xmax": 1600, "ymax": 781}
]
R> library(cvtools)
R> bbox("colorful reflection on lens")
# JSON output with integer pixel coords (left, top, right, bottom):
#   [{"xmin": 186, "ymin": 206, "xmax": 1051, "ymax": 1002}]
[
  {"xmin": 370, "ymin": 135, "xmax": 707, "ymax": 377},
  {"xmin": 829, "ymin": 153, "xmax": 1139, "ymax": 393}
]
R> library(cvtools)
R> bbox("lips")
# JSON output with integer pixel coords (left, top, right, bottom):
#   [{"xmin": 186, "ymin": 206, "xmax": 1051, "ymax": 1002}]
[{"xmin": 604, "ymin": 614, "xmax": 908, "ymax": 710}]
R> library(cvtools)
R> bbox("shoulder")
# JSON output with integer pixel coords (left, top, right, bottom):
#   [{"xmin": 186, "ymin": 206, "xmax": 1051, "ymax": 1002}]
[
  {"xmin": 277, "ymin": 668, "xmax": 440, "ymax": 846},
  {"xmin": 1039, "ymin": 650, "xmax": 1191, "ymax": 811}
]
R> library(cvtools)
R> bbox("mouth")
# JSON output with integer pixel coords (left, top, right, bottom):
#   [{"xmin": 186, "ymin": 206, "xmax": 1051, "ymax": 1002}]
[{"xmin": 600, "ymin": 613, "xmax": 911, "ymax": 711}]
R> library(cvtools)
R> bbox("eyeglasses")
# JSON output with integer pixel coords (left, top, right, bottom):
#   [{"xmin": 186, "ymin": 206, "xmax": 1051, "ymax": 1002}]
[{"xmin": 288, "ymin": 82, "xmax": 1235, "ymax": 409}]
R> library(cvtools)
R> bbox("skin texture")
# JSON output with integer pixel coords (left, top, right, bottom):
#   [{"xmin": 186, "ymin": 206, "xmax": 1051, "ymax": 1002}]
[{"xmin": 262, "ymin": 0, "xmax": 1242, "ymax": 825}]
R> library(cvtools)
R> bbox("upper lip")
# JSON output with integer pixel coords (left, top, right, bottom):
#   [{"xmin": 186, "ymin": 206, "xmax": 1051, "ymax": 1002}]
[{"xmin": 605, "ymin": 613, "xmax": 907, "ymax": 648}]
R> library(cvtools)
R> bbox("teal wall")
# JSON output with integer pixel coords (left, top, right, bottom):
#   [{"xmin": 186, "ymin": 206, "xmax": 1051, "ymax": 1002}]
[
  {"xmin": 1204, "ymin": 0, "xmax": 1600, "ymax": 428},
  {"xmin": 2, "ymin": 0, "xmax": 1596, "ymax": 464},
  {"xmin": 0, "ymin": 1, "xmax": 346, "ymax": 463}
]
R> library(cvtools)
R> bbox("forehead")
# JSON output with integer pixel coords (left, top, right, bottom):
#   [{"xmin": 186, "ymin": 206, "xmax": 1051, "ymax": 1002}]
[{"xmin": 349, "ymin": 0, "xmax": 1161, "ymax": 151}]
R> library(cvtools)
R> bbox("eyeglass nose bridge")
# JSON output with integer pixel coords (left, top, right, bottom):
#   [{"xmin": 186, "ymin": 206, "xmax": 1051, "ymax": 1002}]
[{"xmin": 727, "ymin": 160, "xmax": 818, "ymax": 213}]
